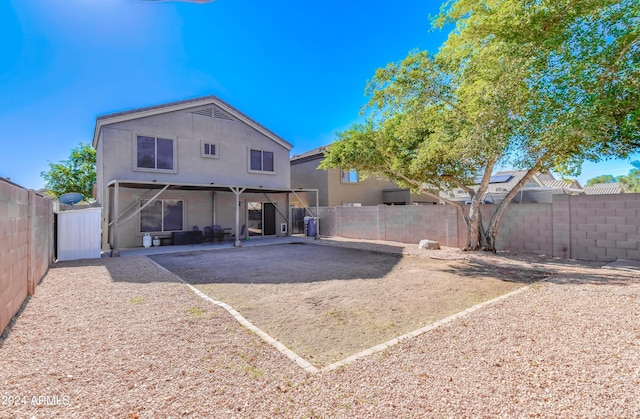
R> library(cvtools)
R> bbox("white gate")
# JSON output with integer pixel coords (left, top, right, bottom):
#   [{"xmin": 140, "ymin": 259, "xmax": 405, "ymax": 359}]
[{"xmin": 57, "ymin": 207, "xmax": 101, "ymax": 261}]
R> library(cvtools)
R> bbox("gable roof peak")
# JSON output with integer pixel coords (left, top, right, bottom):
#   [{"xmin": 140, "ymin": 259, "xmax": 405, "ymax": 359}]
[{"xmin": 93, "ymin": 95, "xmax": 292, "ymax": 150}]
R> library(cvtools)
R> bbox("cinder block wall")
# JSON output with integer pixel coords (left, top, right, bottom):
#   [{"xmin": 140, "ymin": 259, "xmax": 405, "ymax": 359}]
[
  {"xmin": 317, "ymin": 193, "xmax": 640, "ymax": 262},
  {"xmin": 338, "ymin": 206, "xmax": 379, "ymax": 240},
  {"xmin": 317, "ymin": 204, "xmax": 464, "ymax": 247},
  {"xmin": 317, "ymin": 207, "xmax": 337, "ymax": 236},
  {"xmin": 553, "ymin": 194, "xmax": 640, "ymax": 262},
  {"xmin": 384, "ymin": 205, "xmax": 462, "ymax": 247},
  {"xmin": 0, "ymin": 180, "xmax": 54, "ymax": 334},
  {"xmin": 487, "ymin": 203, "xmax": 553, "ymax": 255}
]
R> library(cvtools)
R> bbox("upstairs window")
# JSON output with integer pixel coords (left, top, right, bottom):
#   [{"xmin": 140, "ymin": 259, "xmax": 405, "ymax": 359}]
[
  {"xmin": 341, "ymin": 168, "xmax": 358, "ymax": 183},
  {"xmin": 249, "ymin": 149, "xmax": 274, "ymax": 173},
  {"xmin": 201, "ymin": 142, "xmax": 218, "ymax": 159},
  {"xmin": 136, "ymin": 135, "xmax": 175, "ymax": 171}
]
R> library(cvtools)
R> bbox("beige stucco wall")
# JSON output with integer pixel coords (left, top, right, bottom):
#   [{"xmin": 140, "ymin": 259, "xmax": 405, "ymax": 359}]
[
  {"xmin": 290, "ymin": 157, "xmax": 328, "ymax": 206},
  {"xmin": 326, "ymin": 168, "xmax": 398, "ymax": 207},
  {"xmin": 98, "ymin": 106, "xmax": 290, "ymax": 191},
  {"xmin": 291, "ymin": 156, "xmax": 402, "ymax": 207},
  {"xmin": 96, "ymin": 103, "xmax": 293, "ymax": 250},
  {"xmin": 107, "ymin": 187, "xmax": 290, "ymax": 249}
]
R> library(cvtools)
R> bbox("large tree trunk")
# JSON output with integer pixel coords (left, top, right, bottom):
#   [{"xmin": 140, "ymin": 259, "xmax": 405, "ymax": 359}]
[
  {"xmin": 463, "ymin": 202, "xmax": 486, "ymax": 251},
  {"xmin": 481, "ymin": 166, "xmax": 545, "ymax": 252}
]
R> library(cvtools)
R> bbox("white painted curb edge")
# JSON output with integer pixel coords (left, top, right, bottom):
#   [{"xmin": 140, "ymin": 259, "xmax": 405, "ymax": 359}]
[
  {"xmin": 147, "ymin": 257, "xmax": 319, "ymax": 374},
  {"xmin": 147, "ymin": 256, "xmax": 537, "ymax": 375},
  {"xmin": 321, "ymin": 283, "xmax": 537, "ymax": 372}
]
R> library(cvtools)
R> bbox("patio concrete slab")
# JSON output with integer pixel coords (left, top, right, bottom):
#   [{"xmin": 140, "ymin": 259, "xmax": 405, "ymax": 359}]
[{"xmin": 104, "ymin": 235, "xmax": 316, "ymax": 258}]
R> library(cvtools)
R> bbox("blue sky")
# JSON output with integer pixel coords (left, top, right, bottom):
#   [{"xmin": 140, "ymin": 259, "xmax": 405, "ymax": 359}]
[{"xmin": 1, "ymin": 0, "xmax": 637, "ymax": 190}]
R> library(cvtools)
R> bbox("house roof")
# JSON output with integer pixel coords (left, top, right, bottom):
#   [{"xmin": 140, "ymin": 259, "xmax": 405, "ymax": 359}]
[
  {"xmin": 543, "ymin": 179, "xmax": 583, "ymax": 189},
  {"xmin": 536, "ymin": 172, "xmax": 555, "ymax": 182},
  {"xmin": 474, "ymin": 174, "xmax": 514, "ymax": 184},
  {"xmin": 583, "ymin": 183, "xmax": 624, "ymax": 195},
  {"xmin": 290, "ymin": 145, "xmax": 329, "ymax": 164},
  {"xmin": 92, "ymin": 95, "xmax": 292, "ymax": 150}
]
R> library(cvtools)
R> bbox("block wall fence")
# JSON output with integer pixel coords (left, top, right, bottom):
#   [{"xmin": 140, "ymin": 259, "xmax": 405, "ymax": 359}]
[
  {"xmin": 0, "ymin": 179, "xmax": 54, "ymax": 335},
  {"xmin": 317, "ymin": 193, "xmax": 640, "ymax": 262}
]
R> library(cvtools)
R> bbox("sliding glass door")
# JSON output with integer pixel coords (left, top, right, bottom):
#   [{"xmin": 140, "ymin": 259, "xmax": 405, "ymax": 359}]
[{"xmin": 247, "ymin": 202, "xmax": 276, "ymax": 237}]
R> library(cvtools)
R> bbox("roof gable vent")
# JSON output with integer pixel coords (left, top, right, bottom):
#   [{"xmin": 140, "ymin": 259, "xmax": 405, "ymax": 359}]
[
  {"xmin": 191, "ymin": 107, "xmax": 213, "ymax": 118},
  {"xmin": 214, "ymin": 106, "xmax": 234, "ymax": 121}
]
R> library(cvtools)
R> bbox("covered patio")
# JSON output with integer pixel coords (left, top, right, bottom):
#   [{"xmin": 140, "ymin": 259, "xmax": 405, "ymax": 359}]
[{"xmin": 103, "ymin": 179, "xmax": 318, "ymax": 256}]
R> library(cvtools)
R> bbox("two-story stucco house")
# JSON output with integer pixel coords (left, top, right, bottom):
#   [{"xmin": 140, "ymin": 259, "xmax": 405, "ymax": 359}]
[{"xmin": 93, "ymin": 96, "xmax": 310, "ymax": 255}]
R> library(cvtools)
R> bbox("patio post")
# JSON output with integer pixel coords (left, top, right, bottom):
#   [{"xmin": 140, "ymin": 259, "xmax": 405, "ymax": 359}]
[
  {"xmin": 230, "ymin": 187, "xmax": 246, "ymax": 247},
  {"xmin": 315, "ymin": 189, "xmax": 319, "ymax": 240},
  {"xmin": 111, "ymin": 181, "xmax": 120, "ymax": 257}
]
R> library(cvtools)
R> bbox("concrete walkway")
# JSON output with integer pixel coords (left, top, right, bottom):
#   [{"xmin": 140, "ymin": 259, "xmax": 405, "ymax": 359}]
[{"xmin": 603, "ymin": 258, "xmax": 640, "ymax": 272}]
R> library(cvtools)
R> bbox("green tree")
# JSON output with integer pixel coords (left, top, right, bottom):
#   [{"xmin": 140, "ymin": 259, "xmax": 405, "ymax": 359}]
[
  {"xmin": 322, "ymin": 0, "xmax": 639, "ymax": 251},
  {"xmin": 41, "ymin": 143, "xmax": 96, "ymax": 200},
  {"xmin": 617, "ymin": 161, "xmax": 640, "ymax": 192},
  {"xmin": 586, "ymin": 175, "xmax": 617, "ymax": 186}
]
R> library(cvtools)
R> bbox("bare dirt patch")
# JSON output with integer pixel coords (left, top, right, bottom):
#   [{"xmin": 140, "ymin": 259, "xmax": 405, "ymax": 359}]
[{"xmin": 150, "ymin": 242, "xmax": 547, "ymax": 367}]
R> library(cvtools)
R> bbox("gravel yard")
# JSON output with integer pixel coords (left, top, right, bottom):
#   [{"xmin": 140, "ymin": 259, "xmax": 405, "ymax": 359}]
[
  {"xmin": 150, "ymin": 243, "xmax": 540, "ymax": 367},
  {"xmin": 1, "ymin": 239, "xmax": 639, "ymax": 417}
]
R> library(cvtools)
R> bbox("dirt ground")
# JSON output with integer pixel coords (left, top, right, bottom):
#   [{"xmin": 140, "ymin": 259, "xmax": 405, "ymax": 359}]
[{"xmin": 150, "ymin": 242, "xmax": 548, "ymax": 367}]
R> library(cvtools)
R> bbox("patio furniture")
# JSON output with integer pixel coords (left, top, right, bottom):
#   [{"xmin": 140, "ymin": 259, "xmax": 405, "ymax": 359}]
[
  {"xmin": 203, "ymin": 226, "xmax": 214, "ymax": 243},
  {"xmin": 172, "ymin": 230, "xmax": 202, "ymax": 245},
  {"xmin": 211, "ymin": 225, "xmax": 232, "ymax": 242}
]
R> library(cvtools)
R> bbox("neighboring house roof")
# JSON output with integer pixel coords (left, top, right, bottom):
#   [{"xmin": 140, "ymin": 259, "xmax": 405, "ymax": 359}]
[
  {"xmin": 583, "ymin": 183, "xmax": 624, "ymax": 195},
  {"xmin": 490, "ymin": 170, "xmax": 547, "ymax": 187},
  {"xmin": 536, "ymin": 172, "xmax": 556, "ymax": 183},
  {"xmin": 544, "ymin": 179, "xmax": 570, "ymax": 189},
  {"xmin": 92, "ymin": 95, "xmax": 292, "ymax": 150},
  {"xmin": 543, "ymin": 179, "xmax": 583, "ymax": 190},
  {"xmin": 473, "ymin": 174, "xmax": 514, "ymax": 184},
  {"xmin": 290, "ymin": 146, "xmax": 329, "ymax": 164}
]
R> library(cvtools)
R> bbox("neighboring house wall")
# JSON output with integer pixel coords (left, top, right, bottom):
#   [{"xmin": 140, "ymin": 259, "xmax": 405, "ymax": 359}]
[
  {"xmin": 316, "ymin": 193, "xmax": 640, "ymax": 262},
  {"xmin": 0, "ymin": 179, "xmax": 54, "ymax": 334},
  {"xmin": 325, "ymin": 168, "xmax": 398, "ymax": 207},
  {"xmin": 290, "ymin": 156, "xmax": 329, "ymax": 206},
  {"xmin": 291, "ymin": 151, "xmax": 434, "ymax": 207}
]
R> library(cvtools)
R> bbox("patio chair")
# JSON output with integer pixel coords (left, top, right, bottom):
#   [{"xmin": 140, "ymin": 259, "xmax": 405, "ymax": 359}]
[
  {"xmin": 202, "ymin": 226, "xmax": 214, "ymax": 243},
  {"xmin": 211, "ymin": 225, "xmax": 225, "ymax": 242}
]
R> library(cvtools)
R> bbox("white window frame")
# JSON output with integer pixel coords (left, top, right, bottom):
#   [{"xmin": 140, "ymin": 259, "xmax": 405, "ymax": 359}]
[
  {"xmin": 341, "ymin": 168, "xmax": 359, "ymax": 184},
  {"xmin": 201, "ymin": 141, "xmax": 219, "ymax": 159},
  {"xmin": 133, "ymin": 134, "xmax": 177, "ymax": 173},
  {"xmin": 248, "ymin": 148, "xmax": 276, "ymax": 174},
  {"xmin": 139, "ymin": 198, "xmax": 185, "ymax": 233}
]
